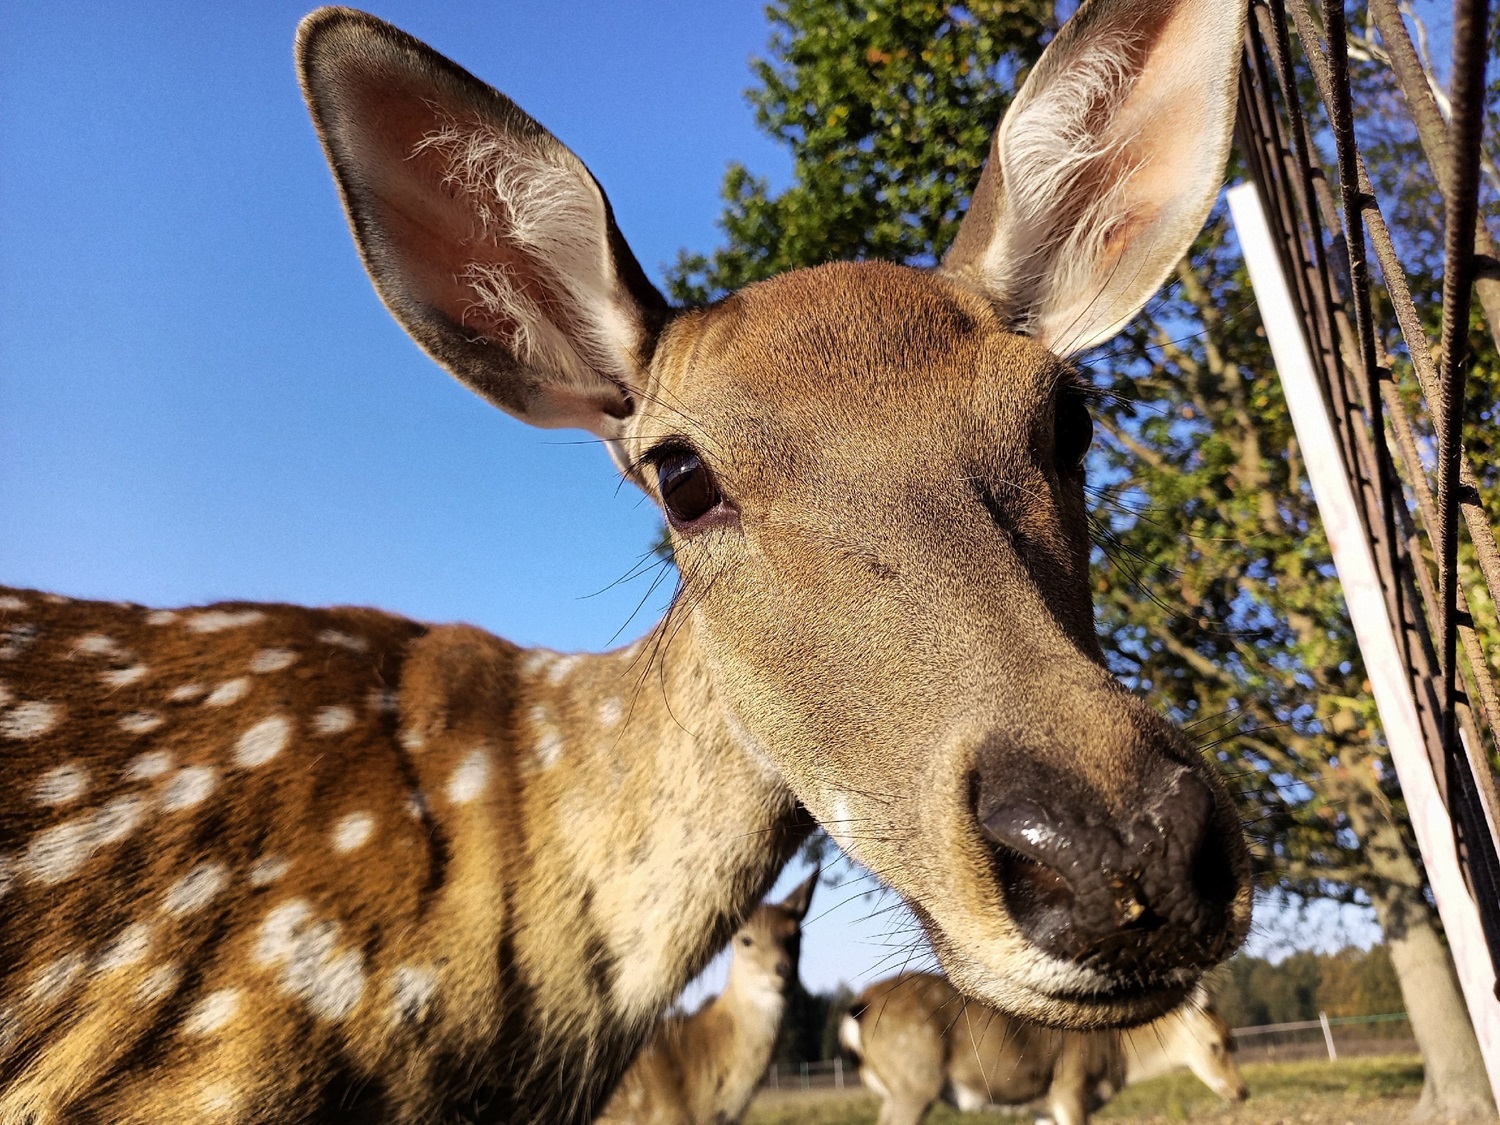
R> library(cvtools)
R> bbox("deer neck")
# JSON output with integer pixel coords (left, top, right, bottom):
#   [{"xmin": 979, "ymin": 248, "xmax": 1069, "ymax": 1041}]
[
  {"xmin": 695, "ymin": 969, "xmax": 789, "ymax": 1119},
  {"xmin": 504, "ymin": 624, "xmax": 807, "ymax": 1035}
]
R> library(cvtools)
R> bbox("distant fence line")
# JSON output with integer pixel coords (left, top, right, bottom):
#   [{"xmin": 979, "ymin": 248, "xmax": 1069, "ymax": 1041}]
[{"xmin": 759, "ymin": 1013, "xmax": 1415, "ymax": 1089}]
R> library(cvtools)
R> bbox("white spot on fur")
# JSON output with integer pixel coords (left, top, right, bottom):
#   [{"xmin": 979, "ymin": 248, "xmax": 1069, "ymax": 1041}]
[
  {"xmin": 405, "ymin": 791, "xmax": 427, "ymax": 819},
  {"xmin": 161, "ymin": 766, "xmax": 217, "ymax": 812},
  {"xmin": 101, "ymin": 664, "xmax": 149, "ymax": 688},
  {"xmin": 0, "ymin": 624, "xmax": 38, "ymax": 660},
  {"xmin": 0, "ymin": 595, "xmax": 25, "ymax": 612},
  {"xmin": 204, "ymin": 677, "xmax": 250, "ymax": 707},
  {"xmin": 398, "ymin": 728, "xmax": 426, "ymax": 752},
  {"xmin": 184, "ymin": 988, "xmax": 241, "ymax": 1035},
  {"xmin": 124, "ymin": 750, "xmax": 173, "ymax": 781},
  {"xmin": 198, "ymin": 1082, "xmax": 238, "ymax": 1117},
  {"xmin": 546, "ymin": 654, "xmax": 579, "ymax": 685},
  {"xmin": 1, "ymin": 700, "xmax": 60, "ymax": 739},
  {"xmin": 138, "ymin": 963, "xmax": 180, "ymax": 1003},
  {"xmin": 96, "ymin": 922, "xmax": 152, "ymax": 973},
  {"xmin": 234, "ymin": 715, "xmax": 289, "ymax": 768},
  {"xmin": 75, "ymin": 633, "xmax": 122, "ymax": 657},
  {"xmin": 249, "ymin": 647, "xmax": 298, "ymax": 674},
  {"xmin": 535, "ymin": 728, "xmax": 563, "ymax": 771},
  {"xmin": 518, "ymin": 649, "xmax": 554, "ymax": 677},
  {"xmin": 168, "ymin": 683, "xmax": 207, "ymax": 703},
  {"xmin": 312, "ymin": 705, "xmax": 355, "ymax": 735},
  {"xmin": 303, "ymin": 951, "xmax": 365, "ymax": 1020},
  {"xmin": 248, "ymin": 855, "xmax": 291, "ymax": 886},
  {"xmin": 24, "ymin": 795, "xmax": 147, "ymax": 884},
  {"xmin": 331, "ymin": 813, "xmax": 373, "ymax": 853},
  {"xmin": 163, "ymin": 863, "xmax": 226, "ymax": 915},
  {"xmin": 145, "ymin": 609, "xmax": 178, "ymax": 626},
  {"xmin": 317, "ymin": 629, "xmax": 367, "ymax": 652},
  {"xmin": 25, "ymin": 820, "xmax": 94, "ymax": 884},
  {"xmin": 29, "ymin": 953, "xmax": 85, "ymax": 1005},
  {"xmin": 598, "ymin": 698, "xmax": 623, "ymax": 728},
  {"xmin": 93, "ymin": 795, "xmax": 145, "ymax": 845},
  {"xmin": 33, "ymin": 764, "xmax": 88, "ymax": 806},
  {"xmin": 389, "ymin": 964, "xmax": 437, "ymax": 1024},
  {"xmin": 187, "ymin": 609, "xmax": 265, "ymax": 633},
  {"xmin": 365, "ymin": 688, "xmax": 397, "ymax": 714},
  {"xmin": 119, "ymin": 710, "xmax": 165, "ymax": 735},
  {"xmin": 254, "ymin": 900, "xmax": 313, "ymax": 967},
  {"xmin": 446, "ymin": 749, "xmax": 491, "ymax": 805},
  {"xmin": 254, "ymin": 900, "xmax": 365, "ymax": 1019}
]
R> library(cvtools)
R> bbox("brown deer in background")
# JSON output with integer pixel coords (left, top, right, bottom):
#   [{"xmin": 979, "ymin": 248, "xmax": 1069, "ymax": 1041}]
[
  {"xmin": 0, "ymin": 0, "xmax": 1252, "ymax": 1120},
  {"xmin": 841, "ymin": 973, "xmax": 1248, "ymax": 1125},
  {"xmin": 597, "ymin": 873, "xmax": 816, "ymax": 1125}
]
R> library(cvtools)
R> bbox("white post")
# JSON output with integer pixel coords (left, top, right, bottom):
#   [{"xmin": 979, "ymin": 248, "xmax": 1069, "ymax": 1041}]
[
  {"xmin": 1228, "ymin": 181, "xmax": 1500, "ymax": 1106},
  {"xmin": 1319, "ymin": 1011, "xmax": 1339, "ymax": 1062}
]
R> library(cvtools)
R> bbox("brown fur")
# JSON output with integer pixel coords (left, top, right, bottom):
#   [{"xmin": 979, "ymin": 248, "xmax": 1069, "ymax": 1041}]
[
  {"xmin": 0, "ymin": 1, "xmax": 1254, "ymax": 1120},
  {"xmin": 0, "ymin": 590, "xmax": 802, "ymax": 1122},
  {"xmin": 597, "ymin": 875, "xmax": 814, "ymax": 1125},
  {"xmin": 842, "ymin": 973, "xmax": 1248, "ymax": 1125}
]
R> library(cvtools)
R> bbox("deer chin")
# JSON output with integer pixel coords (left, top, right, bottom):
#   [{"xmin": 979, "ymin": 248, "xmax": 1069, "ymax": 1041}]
[{"xmin": 920, "ymin": 906, "xmax": 1203, "ymax": 1030}]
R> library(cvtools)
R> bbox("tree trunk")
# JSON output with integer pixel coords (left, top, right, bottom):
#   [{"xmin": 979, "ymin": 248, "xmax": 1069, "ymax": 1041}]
[{"xmin": 1363, "ymin": 817, "xmax": 1496, "ymax": 1121}]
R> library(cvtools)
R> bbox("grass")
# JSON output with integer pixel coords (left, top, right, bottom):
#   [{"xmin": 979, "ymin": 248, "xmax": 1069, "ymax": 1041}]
[{"xmin": 743, "ymin": 1055, "xmax": 1425, "ymax": 1125}]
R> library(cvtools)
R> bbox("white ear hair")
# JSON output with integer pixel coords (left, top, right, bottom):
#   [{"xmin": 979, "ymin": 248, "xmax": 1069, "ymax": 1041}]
[
  {"xmin": 298, "ymin": 8, "xmax": 669, "ymax": 441},
  {"xmin": 942, "ymin": 0, "xmax": 1247, "ymax": 356}
]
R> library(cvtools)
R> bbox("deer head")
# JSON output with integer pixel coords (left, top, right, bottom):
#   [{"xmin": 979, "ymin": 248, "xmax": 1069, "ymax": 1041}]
[{"xmin": 297, "ymin": 0, "xmax": 1252, "ymax": 1029}]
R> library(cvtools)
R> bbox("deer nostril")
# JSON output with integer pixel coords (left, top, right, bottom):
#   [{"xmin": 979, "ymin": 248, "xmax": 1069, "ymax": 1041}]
[{"xmin": 980, "ymin": 803, "xmax": 1080, "ymax": 956}]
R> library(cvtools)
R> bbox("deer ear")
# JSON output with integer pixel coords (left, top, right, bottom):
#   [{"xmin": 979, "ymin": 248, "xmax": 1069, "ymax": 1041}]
[
  {"xmin": 941, "ymin": 0, "xmax": 1245, "ymax": 357},
  {"xmin": 777, "ymin": 869, "xmax": 818, "ymax": 921},
  {"xmin": 296, "ymin": 7, "xmax": 669, "ymax": 439}
]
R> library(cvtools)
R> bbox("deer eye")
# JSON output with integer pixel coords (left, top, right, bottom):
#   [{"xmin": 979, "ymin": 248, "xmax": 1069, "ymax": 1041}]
[
  {"xmin": 1055, "ymin": 386, "xmax": 1093, "ymax": 472},
  {"xmin": 655, "ymin": 446, "xmax": 722, "ymax": 527}
]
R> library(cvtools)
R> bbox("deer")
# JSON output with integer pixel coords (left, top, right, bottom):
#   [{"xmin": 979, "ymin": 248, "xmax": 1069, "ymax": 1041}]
[
  {"xmin": 596, "ymin": 872, "xmax": 816, "ymax": 1125},
  {"xmin": 0, "ymin": 0, "xmax": 1252, "ymax": 1120},
  {"xmin": 840, "ymin": 972, "xmax": 1249, "ymax": 1125}
]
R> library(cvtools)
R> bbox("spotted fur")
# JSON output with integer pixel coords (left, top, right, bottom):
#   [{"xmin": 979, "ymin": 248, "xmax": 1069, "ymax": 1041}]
[{"xmin": 0, "ymin": 589, "xmax": 803, "ymax": 1122}]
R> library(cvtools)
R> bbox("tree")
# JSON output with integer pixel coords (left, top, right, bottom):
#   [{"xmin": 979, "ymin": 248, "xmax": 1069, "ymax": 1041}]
[{"xmin": 667, "ymin": 0, "xmax": 1500, "ymax": 1118}]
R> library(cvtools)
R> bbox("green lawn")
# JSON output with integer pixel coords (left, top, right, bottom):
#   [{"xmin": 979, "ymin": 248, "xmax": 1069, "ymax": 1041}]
[{"xmin": 744, "ymin": 1056, "xmax": 1426, "ymax": 1125}]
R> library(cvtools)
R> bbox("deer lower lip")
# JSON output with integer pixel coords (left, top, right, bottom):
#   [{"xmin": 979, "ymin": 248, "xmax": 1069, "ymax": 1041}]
[{"xmin": 1046, "ymin": 976, "xmax": 1191, "ymax": 1013}]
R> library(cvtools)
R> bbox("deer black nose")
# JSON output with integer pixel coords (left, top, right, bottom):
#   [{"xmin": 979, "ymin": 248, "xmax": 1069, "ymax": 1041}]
[{"xmin": 977, "ymin": 769, "xmax": 1234, "ymax": 969}]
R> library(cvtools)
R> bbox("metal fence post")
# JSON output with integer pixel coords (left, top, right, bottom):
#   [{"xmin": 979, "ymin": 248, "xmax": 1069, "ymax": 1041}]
[
  {"xmin": 1318, "ymin": 1012, "xmax": 1339, "ymax": 1061},
  {"xmin": 1229, "ymin": 181, "xmax": 1500, "ymax": 1105},
  {"xmin": 834, "ymin": 1056, "xmax": 843, "ymax": 1089}
]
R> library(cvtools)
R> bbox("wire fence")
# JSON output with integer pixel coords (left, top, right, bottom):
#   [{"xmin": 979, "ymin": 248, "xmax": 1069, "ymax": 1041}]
[
  {"xmin": 1236, "ymin": 0, "xmax": 1500, "ymax": 1046},
  {"xmin": 759, "ymin": 1012, "xmax": 1416, "ymax": 1089}
]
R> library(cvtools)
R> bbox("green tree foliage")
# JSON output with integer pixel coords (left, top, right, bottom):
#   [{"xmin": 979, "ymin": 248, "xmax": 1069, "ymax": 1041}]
[
  {"xmin": 1211, "ymin": 945, "xmax": 1404, "ymax": 1028},
  {"xmin": 669, "ymin": 0, "xmax": 1054, "ymax": 304}
]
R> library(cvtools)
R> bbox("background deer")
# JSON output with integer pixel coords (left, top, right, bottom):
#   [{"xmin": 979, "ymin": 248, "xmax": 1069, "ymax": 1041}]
[
  {"xmin": 596, "ymin": 873, "xmax": 816, "ymax": 1125},
  {"xmin": 0, "ymin": 0, "xmax": 1252, "ymax": 1120},
  {"xmin": 841, "ymin": 972, "xmax": 1248, "ymax": 1125}
]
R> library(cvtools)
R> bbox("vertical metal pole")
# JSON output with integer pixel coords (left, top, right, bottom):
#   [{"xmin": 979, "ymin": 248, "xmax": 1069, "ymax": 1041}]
[
  {"xmin": 1229, "ymin": 181, "xmax": 1500, "ymax": 1107},
  {"xmin": 1319, "ymin": 1012, "xmax": 1339, "ymax": 1062},
  {"xmin": 835, "ymin": 1056, "xmax": 843, "ymax": 1089}
]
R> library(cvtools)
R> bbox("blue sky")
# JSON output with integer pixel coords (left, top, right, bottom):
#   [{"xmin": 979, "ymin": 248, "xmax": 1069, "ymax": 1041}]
[
  {"xmin": 0, "ymin": 0, "xmax": 935, "ymax": 996},
  {"xmin": 1, "ymin": 1, "xmax": 1380, "ymax": 998}
]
